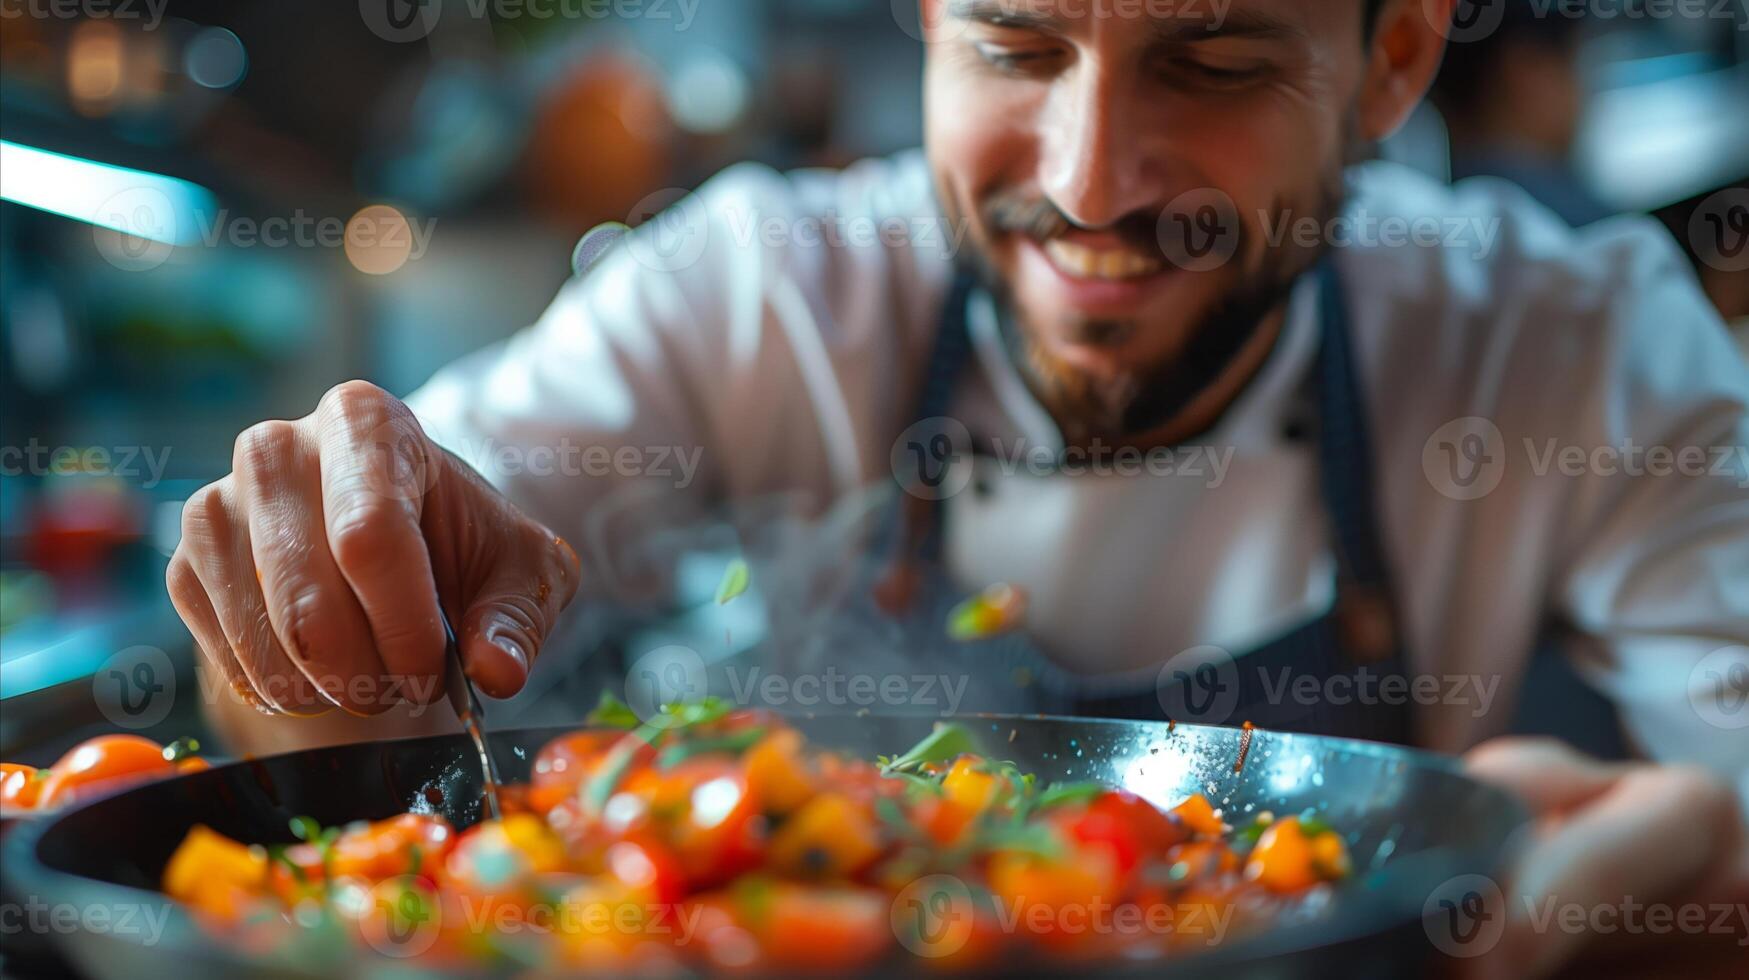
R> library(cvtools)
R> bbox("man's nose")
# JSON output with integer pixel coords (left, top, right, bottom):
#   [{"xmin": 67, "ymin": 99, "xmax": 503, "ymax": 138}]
[{"xmin": 1038, "ymin": 66, "xmax": 1159, "ymax": 230}]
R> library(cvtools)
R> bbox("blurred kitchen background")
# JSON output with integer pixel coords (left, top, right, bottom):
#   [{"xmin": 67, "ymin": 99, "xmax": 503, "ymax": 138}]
[{"xmin": 1, "ymin": 0, "xmax": 1746, "ymax": 761}]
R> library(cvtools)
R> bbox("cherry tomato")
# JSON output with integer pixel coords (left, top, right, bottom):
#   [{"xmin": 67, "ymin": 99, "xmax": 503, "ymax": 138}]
[
  {"xmin": 1, "ymin": 763, "xmax": 44, "ymax": 810},
  {"xmin": 1088, "ymin": 790, "xmax": 1185, "ymax": 856},
  {"xmin": 330, "ymin": 813, "xmax": 455, "ymax": 880},
  {"xmin": 604, "ymin": 836, "xmax": 687, "ymax": 906},
  {"xmin": 1055, "ymin": 804, "xmax": 1141, "ymax": 878},
  {"xmin": 664, "ymin": 760, "xmax": 765, "ymax": 888},
  {"xmin": 528, "ymin": 730, "xmax": 623, "ymax": 814},
  {"xmin": 38, "ymin": 735, "xmax": 173, "ymax": 808}
]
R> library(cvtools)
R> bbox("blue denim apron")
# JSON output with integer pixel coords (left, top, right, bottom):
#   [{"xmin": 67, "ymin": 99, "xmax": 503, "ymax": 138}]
[{"xmin": 881, "ymin": 263, "xmax": 1416, "ymax": 745}]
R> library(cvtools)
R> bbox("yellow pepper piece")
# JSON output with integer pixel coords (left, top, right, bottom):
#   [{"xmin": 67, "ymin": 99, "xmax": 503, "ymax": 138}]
[
  {"xmin": 941, "ymin": 755, "xmax": 1012, "ymax": 812},
  {"xmin": 769, "ymin": 793, "xmax": 882, "ymax": 878},
  {"xmin": 744, "ymin": 729, "xmax": 816, "ymax": 816},
  {"xmin": 164, "ymin": 824, "xmax": 267, "ymax": 902}
]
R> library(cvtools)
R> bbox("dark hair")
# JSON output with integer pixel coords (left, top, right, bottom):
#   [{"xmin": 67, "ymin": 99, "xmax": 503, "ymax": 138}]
[
  {"xmin": 1430, "ymin": 1, "xmax": 1589, "ymax": 117},
  {"xmin": 1364, "ymin": 0, "xmax": 1389, "ymax": 34}
]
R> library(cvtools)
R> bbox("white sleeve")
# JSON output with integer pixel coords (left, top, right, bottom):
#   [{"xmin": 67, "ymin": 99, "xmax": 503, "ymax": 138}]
[
  {"xmin": 1549, "ymin": 227, "xmax": 1749, "ymax": 807},
  {"xmin": 403, "ymin": 153, "xmax": 949, "ymax": 607}
]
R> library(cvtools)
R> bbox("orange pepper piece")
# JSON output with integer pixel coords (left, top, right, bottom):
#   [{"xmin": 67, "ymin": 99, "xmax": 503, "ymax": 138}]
[
  {"xmin": 1245, "ymin": 815, "xmax": 1319, "ymax": 893},
  {"xmin": 1169, "ymin": 793, "xmax": 1227, "ymax": 837}
]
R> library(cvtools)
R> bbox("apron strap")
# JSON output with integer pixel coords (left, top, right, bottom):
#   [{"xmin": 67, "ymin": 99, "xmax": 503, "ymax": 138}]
[{"xmin": 893, "ymin": 259, "xmax": 1413, "ymax": 713}]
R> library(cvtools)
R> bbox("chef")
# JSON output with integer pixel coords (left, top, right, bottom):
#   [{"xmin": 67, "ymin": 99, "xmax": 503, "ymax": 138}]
[{"xmin": 167, "ymin": 1, "xmax": 1746, "ymax": 975}]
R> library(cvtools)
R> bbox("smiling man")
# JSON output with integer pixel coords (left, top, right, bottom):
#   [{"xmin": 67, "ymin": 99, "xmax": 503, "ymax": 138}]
[{"xmin": 169, "ymin": 1, "xmax": 1746, "ymax": 974}]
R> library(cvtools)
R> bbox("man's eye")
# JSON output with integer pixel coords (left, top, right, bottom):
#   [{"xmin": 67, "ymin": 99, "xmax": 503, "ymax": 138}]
[
  {"xmin": 977, "ymin": 45, "xmax": 1062, "ymax": 75},
  {"xmin": 1165, "ymin": 60, "xmax": 1269, "ymax": 89}
]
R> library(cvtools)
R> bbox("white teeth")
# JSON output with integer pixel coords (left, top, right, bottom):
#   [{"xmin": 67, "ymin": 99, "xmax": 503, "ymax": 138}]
[{"xmin": 1042, "ymin": 239, "xmax": 1163, "ymax": 280}]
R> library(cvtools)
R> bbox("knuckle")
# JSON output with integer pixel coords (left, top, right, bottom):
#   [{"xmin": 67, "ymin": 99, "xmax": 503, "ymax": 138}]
[
  {"xmin": 233, "ymin": 419, "xmax": 299, "ymax": 475},
  {"xmin": 178, "ymin": 482, "xmax": 229, "ymax": 550},
  {"xmin": 320, "ymin": 379, "xmax": 391, "ymax": 420},
  {"xmin": 328, "ymin": 511, "xmax": 397, "ymax": 576},
  {"xmin": 165, "ymin": 553, "xmax": 203, "ymax": 609}
]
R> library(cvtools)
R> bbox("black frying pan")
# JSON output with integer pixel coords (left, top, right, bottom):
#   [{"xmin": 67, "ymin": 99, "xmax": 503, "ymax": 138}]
[{"xmin": 3, "ymin": 715, "xmax": 1531, "ymax": 979}]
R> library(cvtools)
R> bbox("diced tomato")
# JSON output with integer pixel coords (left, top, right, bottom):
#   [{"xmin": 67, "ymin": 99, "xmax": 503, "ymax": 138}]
[
  {"xmin": 987, "ymin": 845, "xmax": 1123, "ymax": 948},
  {"xmin": 911, "ymin": 793, "xmax": 978, "ymax": 848},
  {"xmin": 661, "ymin": 759, "xmax": 766, "ymax": 889},
  {"xmin": 445, "ymin": 813, "xmax": 567, "ymax": 892},
  {"xmin": 528, "ymin": 730, "xmax": 623, "ymax": 813},
  {"xmin": 1055, "ymin": 805, "xmax": 1140, "ymax": 878},
  {"xmin": 761, "ymin": 884, "xmax": 891, "ymax": 972},
  {"xmin": 604, "ymin": 836, "xmax": 687, "ymax": 906},
  {"xmin": 330, "ymin": 813, "xmax": 454, "ymax": 879},
  {"xmin": 1089, "ymin": 791, "xmax": 1186, "ymax": 855}
]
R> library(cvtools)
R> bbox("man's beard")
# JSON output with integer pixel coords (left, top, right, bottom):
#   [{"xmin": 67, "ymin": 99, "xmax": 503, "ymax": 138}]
[{"xmin": 950, "ymin": 168, "xmax": 1351, "ymax": 445}]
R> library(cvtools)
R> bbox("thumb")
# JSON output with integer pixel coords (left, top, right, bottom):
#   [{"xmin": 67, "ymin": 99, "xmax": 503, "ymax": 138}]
[{"xmin": 458, "ymin": 539, "xmax": 580, "ymax": 700}]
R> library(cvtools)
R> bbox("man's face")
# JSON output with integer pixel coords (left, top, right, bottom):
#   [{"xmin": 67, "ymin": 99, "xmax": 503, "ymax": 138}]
[{"xmin": 924, "ymin": 0, "xmax": 1380, "ymax": 434}]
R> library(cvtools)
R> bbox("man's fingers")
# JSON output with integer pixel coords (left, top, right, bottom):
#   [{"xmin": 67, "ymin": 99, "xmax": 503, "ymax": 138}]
[
  {"xmin": 315, "ymin": 382, "xmax": 446, "ymax": 698},
  {"xmin": 235, "ymin": 419, "xmax": 397, "ymax": 714},
  {"xmin": 457, "ymin": 532, "xmax": 581, "ymax": 699},
  {"xmin": 176, "ymin": 478, "xmax": 329, "ymax": 714},
  {"xmin": 166, "ymin": 548, "xmax": 274, "ymax": 715},
  {"xmin": 1464, "ymin": 739, "xmax": 1746, "ymax": 980},
  {"xmin": 1465, "ymin": 737, "xmax": 1626, "ymax": 818}
]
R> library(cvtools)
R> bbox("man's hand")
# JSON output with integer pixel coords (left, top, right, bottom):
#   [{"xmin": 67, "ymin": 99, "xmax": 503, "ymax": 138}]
[
  {"xmin": 1457, "ymin": 737, "xmax": 1748, "ymax": 979},
  {"xmin": 166, "ymin": 381, "xmax": 581, "ymax": 717}
]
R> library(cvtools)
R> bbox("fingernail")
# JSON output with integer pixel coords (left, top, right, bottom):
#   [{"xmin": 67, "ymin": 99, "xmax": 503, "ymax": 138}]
[{"xmin": 485, "ymin": 623, "xmax": 528, "ymax": 670}]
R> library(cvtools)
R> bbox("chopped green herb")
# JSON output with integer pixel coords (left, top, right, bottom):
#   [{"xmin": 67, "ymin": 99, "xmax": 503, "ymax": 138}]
[
  {"xmin": 882, "ymin": 723, "xmax": 977, "ymax": 775},
  {"xmin": 585, "ymin": 691, "xmax": 642, "ymax": 730},
  {"xmin": 656, "ymin": 728, "xmax": 767, "ymax": 768},
  {"xmin": 715, "ymin": 559, "xmax": 751, "ymax": 605},
  {"xmin": 161, "ymin": 736, "xmax": 201, "ymax": 763},
  {"xmin": 1032, "ymin": 781, "xmax": 1105, "ymax": 811}
]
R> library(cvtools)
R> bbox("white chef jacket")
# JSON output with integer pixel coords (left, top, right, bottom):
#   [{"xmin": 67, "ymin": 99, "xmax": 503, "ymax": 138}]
[{"xmin": 407, "ymin": 151, "xmax": 1749, "ymax": 804}]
